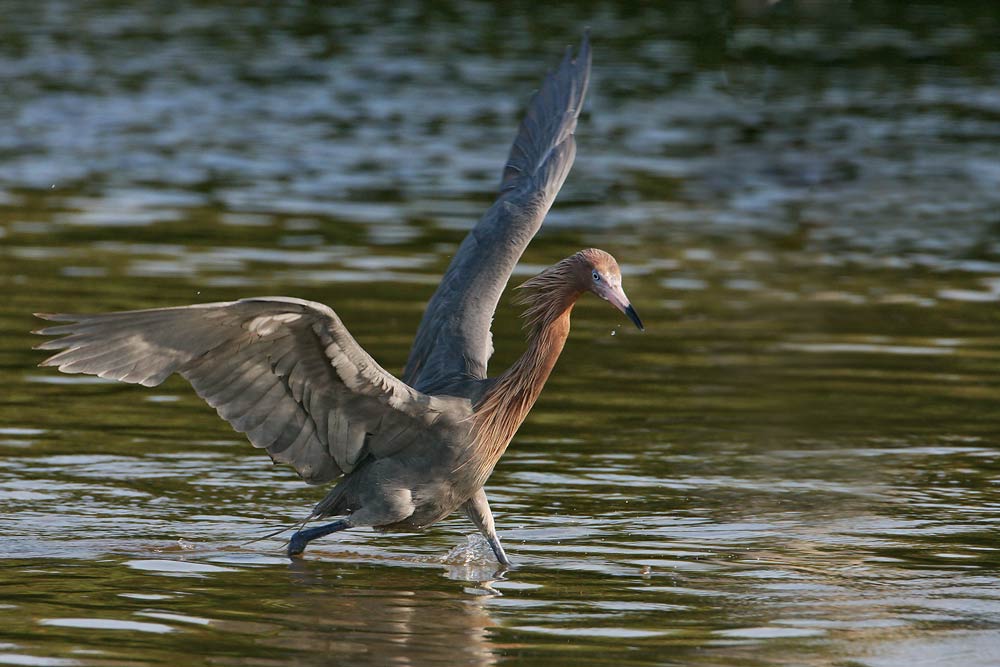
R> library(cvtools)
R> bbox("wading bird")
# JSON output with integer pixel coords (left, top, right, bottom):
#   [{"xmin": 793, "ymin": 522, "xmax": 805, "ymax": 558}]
[{"xmin": 34, "ymin": 33, "xmax": 642, "ymax": 566}]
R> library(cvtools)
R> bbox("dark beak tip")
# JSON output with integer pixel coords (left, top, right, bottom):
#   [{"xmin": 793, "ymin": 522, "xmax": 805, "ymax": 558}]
[{"xmin": 624, "ymin": 304, "xmax": 644, "ymax": 332}]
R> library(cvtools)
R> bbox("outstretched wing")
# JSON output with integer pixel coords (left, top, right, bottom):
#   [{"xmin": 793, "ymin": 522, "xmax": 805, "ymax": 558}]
[
  {"xmin": 403, "ymin": 33, "xmax": 592, "ymax": 393},
  {"xmin": 34, "ymin": 297, "xmax": 469, "ymax": 484}
]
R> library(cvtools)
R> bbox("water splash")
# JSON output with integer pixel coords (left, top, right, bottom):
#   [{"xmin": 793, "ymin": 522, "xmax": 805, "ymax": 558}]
[{"xmin": 443, "ymin": 533, "xmax": 494, "ymax": 565}]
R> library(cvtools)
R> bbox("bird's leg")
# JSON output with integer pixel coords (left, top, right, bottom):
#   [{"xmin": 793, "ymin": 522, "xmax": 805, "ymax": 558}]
[
  {"xmin": 462, "ymin": 488, "xmax": 511, "ymax": 568},
  {"xmin": 287, "ymin": 518, "xmax": 351, "ymax": 557}
]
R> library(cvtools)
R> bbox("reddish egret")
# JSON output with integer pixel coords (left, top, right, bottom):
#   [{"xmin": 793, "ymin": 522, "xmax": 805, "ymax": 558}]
[{"xmin": 34, "ymin": 33, "xmax": 642, "ymax": 566}]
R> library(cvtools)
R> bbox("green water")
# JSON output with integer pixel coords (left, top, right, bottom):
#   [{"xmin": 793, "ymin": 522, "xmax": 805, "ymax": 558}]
[{"xmin": 2, "ymin": 2, "xmax": 1000, "ymax": 665}]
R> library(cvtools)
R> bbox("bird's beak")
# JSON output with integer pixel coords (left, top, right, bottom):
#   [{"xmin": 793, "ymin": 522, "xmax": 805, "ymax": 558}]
[
  {"xmin": 603, "ymin": 283, "xmax": 644, "ymax": 332},
  {"xmin": 623, "ymin": 303, "xmax": 644, "ymax": 331}
]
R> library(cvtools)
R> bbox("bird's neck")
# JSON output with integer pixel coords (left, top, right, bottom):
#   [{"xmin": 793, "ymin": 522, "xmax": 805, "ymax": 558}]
[
  {"xmin": 460, "ymin": 286, "xmax": 580, "ymax": 485},
  {"xmin": 492, "ymin": 302, "xmax": 574, "ymax": 416}
]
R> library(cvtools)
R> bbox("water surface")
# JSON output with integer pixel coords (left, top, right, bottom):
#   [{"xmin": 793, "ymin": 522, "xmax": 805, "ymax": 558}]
[{"xmin": 2, "ymin": 2, "xmax": 1000, "ymax": 666}]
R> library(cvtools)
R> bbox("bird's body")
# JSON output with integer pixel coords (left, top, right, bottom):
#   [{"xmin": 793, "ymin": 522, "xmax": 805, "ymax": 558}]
[{"xmin": 33, "ymin": 34, "xmax": 643, "ymax": 566}]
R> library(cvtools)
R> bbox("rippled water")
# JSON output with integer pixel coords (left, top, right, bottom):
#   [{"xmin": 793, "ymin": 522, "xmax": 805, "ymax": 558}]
[{"xmin": 2, "ymin": 2, "xmax": 1000, "ymax": 666}]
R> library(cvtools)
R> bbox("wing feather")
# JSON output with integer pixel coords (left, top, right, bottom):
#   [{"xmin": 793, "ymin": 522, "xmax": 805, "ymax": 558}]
[
  {"xmin": 35, "ymin": 297, "xmax": 472, "ymax": 484},
  {"xmin": 403, "ymin": 33, "xmax": 591, "ymax": 392}
]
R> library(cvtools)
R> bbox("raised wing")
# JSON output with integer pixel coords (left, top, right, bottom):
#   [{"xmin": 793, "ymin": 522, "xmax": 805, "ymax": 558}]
[
  {"xmin": 34, "ymin": 297, "xmax": 469, "ymax": 484},
  {"xmin": 403, "ymin": 33, "xmax": 591, "ymax": 393}
]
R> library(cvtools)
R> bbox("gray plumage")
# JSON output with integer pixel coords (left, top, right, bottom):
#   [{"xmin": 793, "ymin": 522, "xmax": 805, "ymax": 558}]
[
  {"xmin": 35, "ymin": 298, "xmax": 470, "ymax": 485},
  {"xmin": 34, "ymin": 34, "xmax": 640, "ymax": 567},
  {"xmin": 403, "ymin": 35, "xmax": 591, "ymax": 393}
]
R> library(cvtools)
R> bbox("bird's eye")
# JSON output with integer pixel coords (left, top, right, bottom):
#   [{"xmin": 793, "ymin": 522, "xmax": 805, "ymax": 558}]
[{"xmin": 592, "ymin": 270, "xmax": 601, "ymax": 282}]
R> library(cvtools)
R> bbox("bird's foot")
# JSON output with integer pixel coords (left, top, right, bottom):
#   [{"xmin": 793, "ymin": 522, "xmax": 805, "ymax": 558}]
[{"xmin": 287, "ymin": 533, "xmax": 308, "ymax": 558}]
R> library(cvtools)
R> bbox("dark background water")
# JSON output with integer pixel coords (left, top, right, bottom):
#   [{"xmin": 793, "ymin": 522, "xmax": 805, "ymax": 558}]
[{"xmin": 2, "ymin": 1, "xmax": 1000, "ymax": 665}]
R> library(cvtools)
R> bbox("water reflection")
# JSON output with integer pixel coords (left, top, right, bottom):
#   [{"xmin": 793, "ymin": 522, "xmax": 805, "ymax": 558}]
[
  {"xmin": 0, "ymin": 557, "xmax": 501, "ymax": 667},
  {"xmin": 273, "ymin": 561, "xmax": 498, "ymax": 666}
]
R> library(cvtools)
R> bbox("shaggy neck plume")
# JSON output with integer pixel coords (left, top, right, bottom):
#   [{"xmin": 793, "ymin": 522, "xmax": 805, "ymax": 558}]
[{"xmin": 460, "ymin": 257, "xmax": 585, "ymax": 485}]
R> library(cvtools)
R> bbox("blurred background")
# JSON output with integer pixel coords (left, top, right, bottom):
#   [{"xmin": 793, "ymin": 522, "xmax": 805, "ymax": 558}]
[{"xmin": 1, "ymin": 1, "xmax": 999, "ymax": 666}]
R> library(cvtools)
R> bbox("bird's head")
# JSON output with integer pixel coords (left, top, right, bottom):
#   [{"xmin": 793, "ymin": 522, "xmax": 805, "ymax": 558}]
[
  {"xmin": 575, "ymin": 248, "xmax": 644, "ymax": 331},
  {"xmin": 517, "ymin": 248, "xmax": 644, "ymax": 331}
]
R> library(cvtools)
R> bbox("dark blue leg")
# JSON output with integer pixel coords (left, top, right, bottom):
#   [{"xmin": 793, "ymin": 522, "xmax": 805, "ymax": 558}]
[{"xmin": 287, "ymin": 519, "xmax": 351, "ymax": 557}]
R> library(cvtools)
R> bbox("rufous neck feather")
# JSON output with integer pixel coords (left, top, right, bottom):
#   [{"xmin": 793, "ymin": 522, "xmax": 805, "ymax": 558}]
[{"xmin": 460, "ymin": 257, "xmax": 585, "ymax": 484}]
